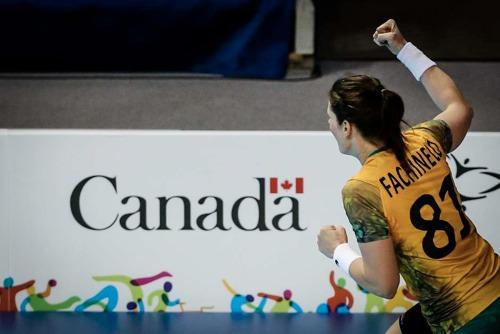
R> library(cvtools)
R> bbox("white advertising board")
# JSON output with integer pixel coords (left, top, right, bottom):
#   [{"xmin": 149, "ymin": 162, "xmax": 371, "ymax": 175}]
[{"xmin": 1, "ymin": 130, "xmax": 498, "ymax": 313}]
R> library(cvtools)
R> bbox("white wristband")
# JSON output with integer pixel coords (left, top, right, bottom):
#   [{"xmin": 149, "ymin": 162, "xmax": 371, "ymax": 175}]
[
  {"xmin": 333, "ymin": 243, "xmax": 361, "ymax": 276},
  {"xmin": 397, "ymin": 42, "xmax": 436, "ymax": 81}
]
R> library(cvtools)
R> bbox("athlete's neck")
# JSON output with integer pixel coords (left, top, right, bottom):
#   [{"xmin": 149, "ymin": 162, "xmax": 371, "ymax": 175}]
[{"xmin": 353, "ymin": 138, "xmax": 384, "ymax": 165}]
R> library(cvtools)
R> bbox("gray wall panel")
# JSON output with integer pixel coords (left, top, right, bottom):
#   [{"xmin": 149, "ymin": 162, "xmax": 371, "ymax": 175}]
[{"xmin": 1, "ymin": 61, "xmax": 499, "ymax": 131}]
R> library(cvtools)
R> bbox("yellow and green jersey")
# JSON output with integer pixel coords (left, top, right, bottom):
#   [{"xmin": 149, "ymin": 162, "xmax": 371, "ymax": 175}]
[{"xmin": 342, "ymin": 120, "xmax": 499, "ymax": 333}]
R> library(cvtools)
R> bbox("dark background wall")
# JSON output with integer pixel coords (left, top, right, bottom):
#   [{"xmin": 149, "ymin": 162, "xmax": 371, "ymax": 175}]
[
  {"xmin": 315, "ymin": 0, "xmax": 499, "ymax": 60},
  {"xmin": 0, "ymin": 0, "xmax": 293, "ymax": 79}
]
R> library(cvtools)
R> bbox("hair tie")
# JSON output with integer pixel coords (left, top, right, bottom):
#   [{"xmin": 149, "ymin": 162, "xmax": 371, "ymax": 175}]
[{"xmin": 379, "ymin": 89, "xmax": 388, "ymax": 126}]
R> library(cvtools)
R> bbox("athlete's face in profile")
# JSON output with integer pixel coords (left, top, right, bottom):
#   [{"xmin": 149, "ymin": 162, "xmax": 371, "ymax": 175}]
[{"xmin": 327, "ymin": 102, "xmax": 347, "ymax": 153}]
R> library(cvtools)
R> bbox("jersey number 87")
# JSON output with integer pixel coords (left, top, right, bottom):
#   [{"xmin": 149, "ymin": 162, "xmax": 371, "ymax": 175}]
[{"xmin": 410, "ymin": 174, "xmax": 471, "ymax": 259}]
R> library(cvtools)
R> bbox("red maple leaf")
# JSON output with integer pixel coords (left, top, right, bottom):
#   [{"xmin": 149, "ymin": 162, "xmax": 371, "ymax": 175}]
[{"xmin": 281, "ymin": 180, "xmax": 293, "ymax": 190}]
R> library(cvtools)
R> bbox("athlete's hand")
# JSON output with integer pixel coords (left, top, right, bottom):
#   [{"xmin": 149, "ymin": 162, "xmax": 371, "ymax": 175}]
[
  {"xmin": 317, "ymin": 225, "xmax": 348, "ymax": 259},
  {"xmin": 373, "ymin": 19, "xmax": 407, "ymax": 55}
]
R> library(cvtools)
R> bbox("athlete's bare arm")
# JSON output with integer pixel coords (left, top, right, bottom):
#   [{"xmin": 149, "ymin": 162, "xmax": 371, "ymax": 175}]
[
  {"xmin": 318, "ymin": 226, "xmax": 399, "ymax": 298},
  {"xmin": 350, "ymin": 239, "xmax": 400, "ymax": 298},
  {"xmin": 422, "ymin": 68, "xmax": 473, "ymax": 151},
  {"xmin": 374, "ymin": 19, "xmax": 473, "ymax": 152}
]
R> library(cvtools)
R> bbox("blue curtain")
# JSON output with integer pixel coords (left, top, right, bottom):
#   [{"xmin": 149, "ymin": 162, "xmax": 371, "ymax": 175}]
[{"xmin": 0, "ymin": 0, "xmax": 294, "ymax": 79}]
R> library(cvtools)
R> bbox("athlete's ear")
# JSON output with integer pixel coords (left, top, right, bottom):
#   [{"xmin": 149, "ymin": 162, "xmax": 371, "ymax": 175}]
[{"xmin": 343, "ymin": 120, "xmax": 353, "ymax": 138}]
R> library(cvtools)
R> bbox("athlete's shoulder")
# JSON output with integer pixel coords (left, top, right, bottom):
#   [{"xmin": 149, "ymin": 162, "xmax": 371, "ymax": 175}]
[
  {"xmin": 406, "ymin": 120, "xmax": 452, "ymax": 153},
  {"xmin": 343, "ymin": 179, "xmax": 384, "ymax": 206},
  {"xmin": 342, "ymin": 178, "xmax": 379, "ymax": 197}
]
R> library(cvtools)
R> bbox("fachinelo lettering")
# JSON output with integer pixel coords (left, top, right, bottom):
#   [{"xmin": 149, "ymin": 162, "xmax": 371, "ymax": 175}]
[
  {"xmin": 70, "ymin": 176, "xmax": 306, "ymax": 232},
  {"xmin": 379, "ymin": 140, "xmax": 443, "ymax": 197}
]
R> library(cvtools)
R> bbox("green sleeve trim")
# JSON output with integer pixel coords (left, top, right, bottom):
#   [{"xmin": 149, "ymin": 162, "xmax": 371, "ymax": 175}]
[{"xmin": 342, "ymin": 180, "xmax": 389, "ymax": 243}]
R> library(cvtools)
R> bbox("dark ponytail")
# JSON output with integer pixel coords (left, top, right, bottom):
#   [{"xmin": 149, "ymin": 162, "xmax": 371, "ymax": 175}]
[
  {"xmin": 329, "ymin": 75, "xmax": 410, "ymax": 171},
  {"xmin": 379, "ymin": 89, "xmax": 411, "ymax": 172}
]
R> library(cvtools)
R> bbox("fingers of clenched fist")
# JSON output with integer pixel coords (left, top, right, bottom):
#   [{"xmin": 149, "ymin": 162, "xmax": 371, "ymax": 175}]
[
  {"xmin": 317, "ymin": 225, "xmax": 348, "ymax": 258},
  {"xmin": 376, "ymin": 18, "xmax": 397, "ymax": 34},
  {"xmin": 373, "ymin": 19, "xmax": 397, "ymax": 46},
  {"xmin": 372, "ymin": 19, "xmax": 406, "ymax": 55}
]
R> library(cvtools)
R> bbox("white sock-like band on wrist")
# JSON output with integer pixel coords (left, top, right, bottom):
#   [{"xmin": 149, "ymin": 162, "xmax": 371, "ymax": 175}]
[
  {"xmin": 333, "ymin": 243, "xmax": 361, "ymax": 276},
  {"xmin": 397, "ymin": 42, "xmax": 436, "ymax": 81}
]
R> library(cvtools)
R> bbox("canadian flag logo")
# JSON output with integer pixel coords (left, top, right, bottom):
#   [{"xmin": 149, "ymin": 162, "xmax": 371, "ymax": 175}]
[{"xmin": 269, "ymin": 177, "xmax": 304, "ymax": 194}]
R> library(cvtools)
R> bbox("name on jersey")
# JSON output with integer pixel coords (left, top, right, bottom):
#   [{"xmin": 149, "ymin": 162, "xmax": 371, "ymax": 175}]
[{"xmin": 379, "ymin": 139, "xmax": 443, "ymax": 197}]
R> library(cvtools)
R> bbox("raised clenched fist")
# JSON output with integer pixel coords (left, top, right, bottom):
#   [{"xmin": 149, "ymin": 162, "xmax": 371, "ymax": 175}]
[{"xmin": 373, "ymin": 19, "xmax": 407, "ymax": 55}]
